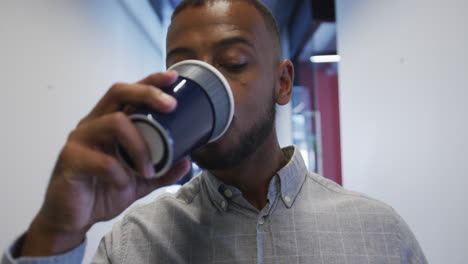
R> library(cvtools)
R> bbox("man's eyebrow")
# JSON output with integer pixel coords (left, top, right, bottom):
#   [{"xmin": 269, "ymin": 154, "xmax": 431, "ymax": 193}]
[
  {"xmin": 166, "ymin": 47, "xmax": 194, "ymax": 62},
  {"xmin": 213, "ymin": 37, "xmax": 256, "ymax": 50},
  {"xmin": 166, "ymin": 37, "xmax": 255, "ymax": 62}
]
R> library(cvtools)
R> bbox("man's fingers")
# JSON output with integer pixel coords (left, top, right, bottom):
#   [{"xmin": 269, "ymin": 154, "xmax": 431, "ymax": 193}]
[
  {"xmin": 85, "ymin": 78, "xmax": 177, "ymax": 121},
  {"xmin": 58, "ymin": 143, "xmax": 130, "ymax": 188},
  {"xmin": 136, "ymin": 159, "xmax": 191, "ymax": 198},
  {"xmin": 93, "ymin": 82, "xmax": 176, "ymax": 117},
  {"xmin": 71, "ymin": 112, "xmax": 155, "ymax": 178},
  {"xmin": 138, "ymin": 70, "xmax": 178, "ymax": 86},
  {"xmin": 154, "ymin": 158, "xmax": 191, "ymax": 187}
]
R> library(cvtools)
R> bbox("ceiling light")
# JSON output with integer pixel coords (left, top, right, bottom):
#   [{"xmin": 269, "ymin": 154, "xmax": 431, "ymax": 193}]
[{"xmin": 310, "ymin": 55, "xmax": 340, "ymax": 63}]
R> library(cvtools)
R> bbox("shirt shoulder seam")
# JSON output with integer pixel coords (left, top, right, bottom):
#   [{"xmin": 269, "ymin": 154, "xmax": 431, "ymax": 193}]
[{"xmin": 305, "ymin": 172, "xmax": 394, "ymax": 209}]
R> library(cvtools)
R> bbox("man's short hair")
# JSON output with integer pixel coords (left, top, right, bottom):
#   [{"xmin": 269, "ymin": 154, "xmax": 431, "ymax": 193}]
[{"xmin": 171, "ymin": 0, "xmax": 282, "ymax": 62}]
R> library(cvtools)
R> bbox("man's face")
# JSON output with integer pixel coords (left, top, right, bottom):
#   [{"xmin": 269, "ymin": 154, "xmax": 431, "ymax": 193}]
[{"xmin": 166, "ymin": 1, "xmax": 278, "ymax": 170}]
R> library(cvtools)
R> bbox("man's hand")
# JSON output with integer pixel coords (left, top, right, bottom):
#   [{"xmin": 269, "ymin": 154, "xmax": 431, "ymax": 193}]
[{"xmin": 20, "ymin": 71, "xmax": 191, "ymax": 257}]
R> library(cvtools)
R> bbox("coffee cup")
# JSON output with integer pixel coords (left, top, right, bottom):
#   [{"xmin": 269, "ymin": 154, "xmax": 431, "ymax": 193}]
[{"xmin": 120, "ymin": 60, "xmax": 234, "ymax": 177}]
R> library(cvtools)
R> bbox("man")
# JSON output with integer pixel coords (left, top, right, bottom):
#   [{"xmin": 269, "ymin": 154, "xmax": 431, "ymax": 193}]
[{"xmin": 2, "ymin": 0, "xmax": 427, "ymax": 263}]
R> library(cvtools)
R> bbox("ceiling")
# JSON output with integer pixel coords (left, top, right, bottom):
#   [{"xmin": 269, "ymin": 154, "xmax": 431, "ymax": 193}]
[
  {"xmin": 262, "ymin": 0, "xmax": 336, "ymax": 61},
  {"xmin": 143, "ymin": 0, "xmax": 337, "ymax": 61}
]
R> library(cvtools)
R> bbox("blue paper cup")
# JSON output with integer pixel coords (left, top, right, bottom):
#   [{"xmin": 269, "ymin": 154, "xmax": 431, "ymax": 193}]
[{"xmin": 121, "ymin": 60, "xmax": 234, "ymax": 177}]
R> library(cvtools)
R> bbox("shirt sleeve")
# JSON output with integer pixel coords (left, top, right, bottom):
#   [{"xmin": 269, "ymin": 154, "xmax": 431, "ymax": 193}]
[
  {"xmin": 1, "ymin": 234, "xmax": 86, "ymax": 264},
  {"xmin": 394, "ymin": 212, "xmax": 428, "ymax": 264}
]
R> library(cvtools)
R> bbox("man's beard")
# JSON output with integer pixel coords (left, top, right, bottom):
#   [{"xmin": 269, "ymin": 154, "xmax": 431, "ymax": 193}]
[{"xmin": 190, "ymin": 95, "xmax": 276, "ymax": 171}]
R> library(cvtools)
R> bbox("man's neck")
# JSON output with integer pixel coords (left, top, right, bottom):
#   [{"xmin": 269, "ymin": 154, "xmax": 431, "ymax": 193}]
[{"xmin": 209, "ymin": 132, "xmax": 289, "ymax": 210}]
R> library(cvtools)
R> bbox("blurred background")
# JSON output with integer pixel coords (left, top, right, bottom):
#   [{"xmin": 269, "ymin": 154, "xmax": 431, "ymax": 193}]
[{"xmin": 0, "ymin": 0, "xmax": 467, "ymax": 263}]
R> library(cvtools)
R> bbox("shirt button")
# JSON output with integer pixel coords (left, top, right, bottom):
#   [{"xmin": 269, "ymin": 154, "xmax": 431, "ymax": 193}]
[
  {"xmin": 259, "ymin": 217, "xmax": 265, "ymax": 225},
  {"xmin": 224, "ymin": 189, "xmax": 233, "ymax": 198},
  {"xmin": 220, "ymin": 200, "xmax": 227, "ymax": 210},
  {"xmin": 284, "ymin": 196, "xmax": 291, "ymax": 203}
]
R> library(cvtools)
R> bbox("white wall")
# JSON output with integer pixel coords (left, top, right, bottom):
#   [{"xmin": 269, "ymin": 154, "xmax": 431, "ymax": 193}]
[
  {"xmin": 336, "ymin": 1, "xmax": 468, "ymax": 263},
  {"xmin": 0, "ymin": 1, "xmax": 168, "ymax": 262}
]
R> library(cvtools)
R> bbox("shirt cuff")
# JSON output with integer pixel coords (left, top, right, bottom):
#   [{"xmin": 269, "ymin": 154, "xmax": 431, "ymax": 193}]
[{"xmin": 2, "ymin": 234, "xmax": 86, "ymax": 264}]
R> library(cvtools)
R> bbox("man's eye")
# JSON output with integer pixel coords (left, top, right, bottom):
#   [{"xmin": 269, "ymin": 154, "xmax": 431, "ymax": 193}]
[{"xmin": 221, "ymin": 63, "xmax": 248, "ymax": 73}]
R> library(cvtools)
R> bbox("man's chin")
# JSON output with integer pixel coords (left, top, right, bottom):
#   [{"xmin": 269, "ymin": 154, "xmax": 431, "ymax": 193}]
[
  {"xmin": 193, "ymin": 133, "xmax": 231, "ymax": 154},
  {"xmin": 190, "ymin": 140, "xmax": 232, "ymax": 170},
  {"xmin": 190, "ymin": 103, "xmax": 275, "ymax": 171}
]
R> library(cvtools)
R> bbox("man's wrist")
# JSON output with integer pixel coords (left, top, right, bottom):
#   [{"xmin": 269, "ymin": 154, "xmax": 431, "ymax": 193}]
[{"xmin": 19, "ymin": 214, "xmax": 86, "ymax": 257}]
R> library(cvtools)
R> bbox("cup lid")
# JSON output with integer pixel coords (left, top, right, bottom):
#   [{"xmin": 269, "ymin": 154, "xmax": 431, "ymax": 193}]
[
  {"xmin": 129, "ymin": 114, "xmax": 173, "ymax": 177},
  {"xmin": 168, "ymin": 60, "xmax": 234, "ymax": 142}
]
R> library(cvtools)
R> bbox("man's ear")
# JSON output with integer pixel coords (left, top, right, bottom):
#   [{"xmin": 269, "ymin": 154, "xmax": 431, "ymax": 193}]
[{"xmin": 275, "ymin": 59, "xmax": 294, "ymax": 106}]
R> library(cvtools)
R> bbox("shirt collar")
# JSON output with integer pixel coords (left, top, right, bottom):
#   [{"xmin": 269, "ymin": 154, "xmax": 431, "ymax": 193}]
[
  {"xmin": 202, "ymin": 170, "xmax": 230, "ymax": 212},
  {"xmin": 276, "ymin": 145, "xmax": 308, "ymax": 208},
  {"xmin": 201, "ymin": 145, "xmax": 308, "ymax": 211}
]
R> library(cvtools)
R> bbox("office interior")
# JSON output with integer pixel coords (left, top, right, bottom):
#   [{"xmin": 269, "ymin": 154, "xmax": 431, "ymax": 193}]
[{"xmin": 1, "ymin": 1, "xmax": 467, "ymax": 263}]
